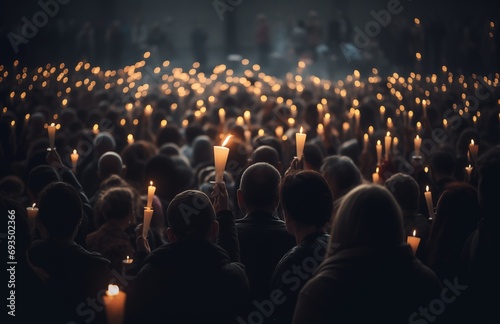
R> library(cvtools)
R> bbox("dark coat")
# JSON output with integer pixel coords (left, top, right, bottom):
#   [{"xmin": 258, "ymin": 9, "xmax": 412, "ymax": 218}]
[
  {"xmin": 268, "ymin": 232, "xmax": 329, "ymax": 324},
  {"xmin": 293, "ymin": 245, "xmax": 442, "ymax": 324},
  {"xmin": 125, "ymin": 239, "xmax": 251, "ymax": 324},
  {"xmin": 236, "ymin": 211, "xmax": 296, "ymax": 300}
]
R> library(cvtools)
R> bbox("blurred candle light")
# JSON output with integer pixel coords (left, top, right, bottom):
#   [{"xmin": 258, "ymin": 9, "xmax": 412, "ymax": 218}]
[
  {"xmin": 295, "ymin": 127, "xmax": 307, "ymax": 161},
  {"xmin": 323, "ymin": 113, "xmax": 331, "ymax": 126},
  {"xmin": 218, "ymin": 108, "xmax": 225, "ymax": 125},
  {"xmin": 368, "ymin": 126, "xmax": 374, "ymax": 136},
  {"xmin": 92, "ymin": 124, "xmax": 99, "ymax": 135},
  {"xmin": 372, "ymin": 167, "xmax": 380, "ymax": 184},
  {"xmin": 244, "ymin": 110, "xmax": 251, "ymax": 125},
  {"xmin": 416, "ymin": 121, "xmax": 422, "ymax": 133},
  {"xmin": 236, "ymin": 116, "xmax": 245, "ymax": 126},
  {"xmin": 71, "ymin": 149, "xmax": 79, "ymax": 172},
  {"xmin": 376, "ymin": 140, "xmax": 382, "ymax": 165},
  {"xmin": 465, "ymin": 164, "xmax": 473, "ymax": 182},
  {"xmin": 363, "ymin": 133, "xmax": 369, "ymax": 151},
  {"xmin": 144, "ymin": 104, "xmax": 153, "ymax": 117},
  {"xmin": 103, "ymin": 285, "xmax": 126, "ymax": 324},
  {"xmin": 127, "ymin": 134, "xmax": 134, "ymax": 144},
  {"xmin": 275, "ymin": 126, "xmax": 283, "ymax": 138},
  {"xmin": 317, "ymin": 124, "xmax": 324, "ymax": 139}
]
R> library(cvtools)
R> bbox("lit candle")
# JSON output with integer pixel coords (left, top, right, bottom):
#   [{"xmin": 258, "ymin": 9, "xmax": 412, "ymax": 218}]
[
  {"xmin": 244, "ymin": 110, "xmax": 251, "ymax": 125},
  {"xmin": 380, "ymin": 106, "xmax": 385, "ymax": 121},
  {"xmin": 416, "ymin": 121, "xmax": 422, "ymax": 134},
  {"xmin": 408, "ymin": 111, "xmax": 414, "ymax": 126},
  {"xmin": 469, "ymin": 139, "xmax": 478, "ymax": 164},
  {"xmin": 47, "ymin": 123, "xmax": 56, "ymax": 149},
  {"xmin": 384, "ymin": 132, "xmax": 392, "ymax": 161},
  {"xmin": 288, "ymin": 118, "xmax": 296, "ymax": 128},
  {"xmin": 26, "ymin": 203, "xmax": 38, "ymax": 231},
  {"xmin": 317, "ymin": 124, "xmax": 324, "ymax": 139},
  {"xmin": 142, "ymin": 207, "xmax": 154, "ymax": 239},
  {"xmin": 392, "ymin": 137, "xmax": 399, "ymax": 155},
  {"xmin": 372, "ymin": 167, "xmax": 380, "ymax": 184},
  {"xmin": 275, "ymin": 126, "xmax": 283, "ymax": 138},
  {"xmin": 92, "ymin": 124, "xmax": 99, "ymax": 135},
  {"xmin": 236, "ymin": 116, "xmax": 245, "ymax": 126},
  {"xmin": 296, "ymin": 126, "xmax": 307, "ymax": 160},
  {"xmin": 376, "ymin": 140, "xmax": 382, "ymax": 165},
  {"xmin": 414, "ymin": 135, "xmax": 422, "ymax": 156},
  {"xmin": 290, "ymin": 105, "xmax": 297, "ymax": 118},
  {"xmin": 71, "ymin": 149, "xmax": 79, "ymax": 172},
  {"xmin": 122, "ymin": 255, "xmax": 133, "ymax": 265},
  {"xmin": 214, "ymin": 135, "xmax": 232, "ymax": 183},
  {"xmin": 144, "ymin": 104, "xmax": 153, "ymax": 117},
  {"xmin": 386, "ymin": 117, "xmax": 393, "ymax": 131},
  {"xmin": 368, "ymin": 126, "xmax": 374, "ymax": 136},
  {"xmin": 363, "ymin": 133, "xmax": 369, "ymax": 151},
  {"xmin": 407, "ymin": 230, "xmax": 421, "ymax": 255},
  {"xmin": 424, "ymin": 185, "xmax": 434, "ymax": 220},
  {"xmin": 354, "ymin": 109, "xmax": 360, "ymax": 129},
  {"xmin": 342, "ymin": 122, "xmax": 350, "ymax": 137},
  {"xmin": 323, "ymin": 113, "xmax": 331, "ymax": 127},
  {"xmin": 465, "ymin": 164, "xmax": 473, "ymax": 182},
  {"xmin": 443, "ymin": 119, "xmax": 448, "ymax": 129},
  {"xmin": 422, "ymin": 99, "xmax": 427, "ymax": 117},
  {"xmin": 146, "ymin": 181, "xmax": 156, "ymax": 209},
  {"xmin": 218, "ymin": 108, "xmax": 225, "ymax": 125},
  {"xmin": 127, "ymin": 134, "xmax": 134, "ymax": 144},
  {"xmin": 103, "ymin": 284, "xmax": 126, "ymax": 324},
  {"xmin": 317, "ymin": 103, "xmax": 323, "ymax": 118}
]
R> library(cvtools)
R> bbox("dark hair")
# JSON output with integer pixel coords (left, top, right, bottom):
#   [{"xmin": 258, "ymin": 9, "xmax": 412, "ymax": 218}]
[
  {"xmin": 27, "ymin": 165, "xmax": 61, "ymax": 198},
  {"xmin": 240, "ymin": 162, "xmax": 281, "ymax": 211},
  {"xmin": 167, "ymin": 190, "xmax": 215, "ymax": 240},
  {"xmin": 384, "ymin": 173, "xmax": 419, "ymax": 211},
  {"xmin": 320, "ymin": 155, "xmax": 362, "ymax": 200},
  {"xmin": 156, "ymin": 125, "xmax": 182, "ymax": 147},
  {"xmin": 304, "ymin": 144, "xmax": 324, "ymax": 171},
  {"xmin": 38, "ymin": 182, "xmax": 83, "ymax": 239},
  {"xmin": 251, "ymin": 145, "xmax": 280, "ymax": 170},
  {"xmin": 98, "ymin": 187, "xmax": 134, "ymax": 221},
  {"xmin": 281, "ymin": 171, "xmax": 333, "ymax": 227},
  {"xmin": 253, "ymin": 136, "xmax": 283, "ymax": 163}
]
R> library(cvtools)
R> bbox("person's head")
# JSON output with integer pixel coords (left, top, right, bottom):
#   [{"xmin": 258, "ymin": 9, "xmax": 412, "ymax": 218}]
[
  {"xmin": 384, "ymin": 173, "xmax": 419, "ymax": 212},
  {"xmin": 166, "ymin": 190, "xmax": 218, "ymax": 241},
  {"xmin": 253, "ymin": 136, "xmax": 283, "ymax": 164},
  {"xmin": 320, "ymin": 155, "xmax": 362, "ymax": 201},
  {"xmin": 281, "ymin": 171, "xmax": 333, "ymax": 234},
  {"xmin": 38, "ymin": 182, "xmax": 83, "ymax": 240},
  {"xmin": 184, "ymin": 125, "xmax": 205, "ymax": 146},
  {"xmin": 156, "ymin": 125, "xmax": 183, "ymax": 148},
  {"xmin": 159, "ymin": 143, "xmax": 180, "ymax": 157},
  {"xmin": 238, "ymin": 162, "xmax": 281, "ymax": 213},
  {"xmin": 0, "ymin": 175, "xmax": 24, "ymax": 199},
  {"xmin": 430, "ymin": 148, "xmax": 455, "ymax": 181},
  {"xmin": 93, "ymin": 132, "xmax": 116, "ymax": 158},
  {"xmin": 191, "ymin": 135, "xmax": 213, "ymax": 168},
  {"xmin": 477, "ymin": 146, "xmax": 500, "ymax": 215},
  {"xmin": 250, "ymin": 145, "xmax": 281, "ymax": 172},
  {"xmin": 329, "ymin": 184, "xmax": 404, "ymax": 255},
  {"xmin": 303, "ymin": 144, "xmax": 324, "ymax": 171},
  {"xmin": 97, "ymin": 187, "xmax": 134, "ymax": 227},
  {"xmin": 27, "ymin": 165, "xmax": 61, "ymax": 201},
  {"xmin": 98, "ymin": 151, "xmax": 125, "ymax": 180}
]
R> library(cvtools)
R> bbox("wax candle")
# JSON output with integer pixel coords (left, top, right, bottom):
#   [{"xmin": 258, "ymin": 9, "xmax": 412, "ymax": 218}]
[
  {"xmin": 416, "ymin": 121, "xmax": 422, "ymax": 134},
  {"xmin": 122, "ymin": 255, "xmax": 133, "ymax": 265},
  {"xmin": 469, "ymin": 139, "xmax": 478, "ymax": 164},
  {"xmin": 144, "ymin": 104, "xmax": 153, "ymax": 117},
  {"xmin": 290, "ymin": 105, "xmax": 298, "ymax": 118},
  {"xmin": 407, "ymin": 230, "xmax": 421, "ymax": 255},
  {"xmin": 275, "ymin": 126, "xmax": 283, "ymax": 138},
  {"xmin": 236, "ymin": 117, "xmax": 245, "ymax": 126},
  {"xmin": 408, "ymin": 111, "xmax": 414, "ymax": 126},
  {"xmin": 323, "ymin": 113, "xmax": 331, "ymax": 127},
  {"xmin": 386, "ymin": 117, "xmax": 393, "ymax": 130},
  {"xmin": 392, "ymin": 137, "xmax": 399, "ymax": 155},
  {"xmin": 342, "ymin": 122, "xmax": 350, "ymax": 137},
  {"xmin": 465, "ymin": 164, "xmax": 473, "ymax": 182},
  {"xmin": 146, "ymin": 181, "xmax": 156, "ymax": 209},
  {"xmin": 103, "ymin": 285, "xmax": 126, "ymax": 324},
  {"xmin": 26, "ymin": 203, "xmax": 38, "ymax": 231},
  {"xmin": 296, "ymin": 126, "xmax": 307, "ymax": 161},
  {"xmin": 376, "ymin": 140, "xmax": 382, "ymax": 165},
  {"xmin": 317, "ymin": 103, "xmax": 323, "ymax": 117},
  {"xmin": 443, "ymin": 119, "xmax": 448, "ymax": 129},
  {"xmin": 422, "ymin": 99, "xmax": 427, "ymax": 117},
  {"xmin": 372, "ymin": 167, "xmax": 380, "ymax": 184},
  {"xmin": 414, "ymin": 135, "xmax": 422, "ymax": 157},
  {"xmin": 218, "ymin": 108, "xmax": 225, "ymax": 125},
  {"xmin": 71, "ymin": 149, "xmax": 78, "ymax": 172},
  {"xmin": 127, "ymin": 134, "xmax": 134, "ymax": 144},
  {"xmin": 142, "ymin": 207, "xmax": 153, "ymax": 239},
  {"xmin": 214, "ymin": 135, "xmax": 232, "ymax": 183},
  {"xmin": 368, "ymin": 126, "xmax": 374, "ymax": 136},
  {"xmin": 317, "ymin": 124, "xmax": 324, "ymax": 138},
  {"xmin": 384, "ymin": 132, "xmax": 392, "ymax": 161},
  {"xmin": 380, "ymin": 106, "xmax": 385, "ymax": 121},
  {"xmin": 244, "ymin": 110, "xmax": 251, "ymax": 125},
  {"xmin": 363, "ymin": 133, "xmax": 369, "ymax": 151},
  {"xmin": 424, "ymin": 185, "xmax": 434, "ymax": 220},
  {"xmin": 288, "ymin": 118, "xmax": 295, "ymax": 128},
  {"xmin": 47, "ymin": 123, "xmax": 56, "ymax": 149},
  {"xmin": 92, "ymin": 124, "xmax": 99, "ymax": 135}
]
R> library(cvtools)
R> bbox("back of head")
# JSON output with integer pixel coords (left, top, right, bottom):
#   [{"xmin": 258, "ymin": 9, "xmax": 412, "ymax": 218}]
[
  {"xmin": 191, "ymin": 135, "xmax": 213, "ymax": 168},
  {"xmin": 251, "ymin": 145, "xmax": 280, "ymax": 171},
  {"xmin": 98, "ymin": 152, "xmax": 123, "ymax": 180},
  {"xmin": 430, "ymin": 148, "xmax": 455, "ymax": 179},
  {"xmin": 159, "ymin": 143, "xmax": 180, "ymax": 157},
  {"xmin": 38, "ymin": 182, "xmax": 83, "ymax": 239},
  {"xmin": 477, "ymin": 146, "xmax": 500, "ymax": 215},
  {"xmin": 330, "ymin": 184, "xmax": 404, "ymax": 253},
  {"xmin": 303, "ymin": 143, "xmax": 324, "ymax": 171},
  {"xmin": 281, "ymin": 170, "xmax": 333, "ymax": 228},
  {"xmin": 27, "ymin": 165, "xmax": 61, "ymax": 198},
  {"xmin": 253, "ymin": 136, "xmax": 283, "ymax": 163},
  {"xmin": 320, "ymin": 155, "xmax": 362, "ymax": 201},
  {"xmin": 240, "ymin": 162, "xmax": 281, "ymax": 212},
  {"xmin": 384, "ymin": 173, "xmax": 419, "ymax": 212},
  {"xmin": 156, "ymin": 125, "xmax": 182, "ymax": 147},
  {"xmin": 98, "ymin": 187, "xmax": 134, "ymax": 222},
  {"xmin": 93, "ymin": 132, "xmax": 116, "ymax": 157},
  {"xmin": 167, "ymin": 190, "xmax": 215, "ymax": 240}
]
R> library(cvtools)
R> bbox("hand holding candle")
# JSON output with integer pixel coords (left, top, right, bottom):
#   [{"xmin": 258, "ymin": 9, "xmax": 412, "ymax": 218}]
[
  {"xmin": 407, "ymin": 230, "xmax": 421, "ymax": 255},
  {"xmin": 214, "ymin": 135, "xmax": 232, "ymax": 183},
  {"xmin": 295, "ymin": 126, "xmax": 307, "ymax": 161},
  {"xmin": 103, "ymin": 284, "xmax": 126, "ymax": 324}
]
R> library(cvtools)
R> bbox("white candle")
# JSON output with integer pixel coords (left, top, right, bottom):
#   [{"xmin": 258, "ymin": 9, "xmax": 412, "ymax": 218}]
[
  {"xmin": 424, "ymin": 185, "xmax": 434, "ymax": 220},
  {"xmin": 469, "ymin": 139, "xmax": 478, "ymax": 164},
  {"xmin": 146, "ymin": 181, "xmax": 156, "ymax": 209},
  {"xmin": 103, "ymin": 285, "xmax": 126, "ymax": 324},
  {"xmin": 26, "ymin": 203, "xmax": 38, "ymax": 231},
  {"xmin": 376, "ymin": 140, "xmax": 382, "ymax": 165},
  {"xmin": 71, "ymin": 149, "xmax": 79, "ymax": 172},
  {"xmin": 386, "ymin": 117, "xmax": 393, "ymax": 131},
  {"xmin": 407, "ymin": 230, "xmax": 421, "ymax": 255},
  {"xmin": 323, "ymin": 113, "xmax": 331, "ymax": 127},
  {"xmin": 236, "ymin": 116, "xmax": 245, "ymax": 126},
  {"xmin": 384, "ymin": 132, "xmax": 392, "ymax": 161},
  {"xmin": 465, "ymin": 164, "xmax": 473, "ymax": 182},
  {"xmin": 214, "ymin": 135, "xmax": 232, "ymax": 183},
  {"xmin": 317, "ymin": 124, "xmax": 324, "ymax": 139},
  {"xmin": 127, "ymin": 134, "xmax": 134, "ymax": 144},
  {"xmin": 142, "ymin": 207, "xmax": 154, "ymax": 239},
  {"xmin": 218, "ymin": 108, "xmax": 225, "ymax": 125},
  {"xmin": 414, "ymin": 135, "xmax": 422, "ymax": 156},
  {"xmin": 354, "ymin": 109, "xmax": 360, "ymax": 129},
  {"xmin": 422, "ymin": 99, "xmax": 427, "ymax": 117},
  {"xmin": 144, "ymin": 104, "xmax": 153, "ymax": 117},
  {"xmin": 296, "ymin": 126, "xmax": 307, "ymax": 160},
  {"xmin": 372, "ymin": 167, "xmax": 380, "ymax": 184},
  {"xmin": 275, "ymin": 126, "xmax": 283, "ymax": 138},
  {"xmin": 47, "ymin": 123, "xmax": 56, "ymax": 149},
  {"xmin": 244, "ymin": 110, "xmax": 251, "ymax": 125},
  {"xmin": 416, "ymin": 121, "xmax": 422, "ymax": 134}
]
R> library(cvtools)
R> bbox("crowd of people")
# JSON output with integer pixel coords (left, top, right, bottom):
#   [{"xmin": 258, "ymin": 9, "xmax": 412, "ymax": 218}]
[{"xmin": 2, "ymin": 15, "xmax": 500, "ymax": 323}]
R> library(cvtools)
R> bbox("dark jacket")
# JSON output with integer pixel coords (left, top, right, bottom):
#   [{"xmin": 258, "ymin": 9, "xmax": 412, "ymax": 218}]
[
  {"xmin": 27, "ymin": 239, "xmax": 112, "ymax": 324},
  {"xmin": 269, "ymin": 232, "xmax": 329, "ymax": 324},
  {"xmin": 236, "ymin": 211, "xmax": 296, "ymax": 300},
  {"xmin": 125, "ymin": 239, "xmax": 251, "ymax": 324},
  {"xmin": 293, "ymin": 245, "xmax": 442, "ymax": 324}
]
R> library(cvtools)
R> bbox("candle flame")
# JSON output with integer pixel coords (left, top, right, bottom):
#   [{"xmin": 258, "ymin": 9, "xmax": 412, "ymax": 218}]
[
  {"xmin": 107, "ymin": 284, "xmax": 119, "ymax": 296},
  {"xmin": 376, "ymin": 167, "xmax": 379, "ymax": 173},
  {"xmin": 300, "ymin": 126, "xmax": 303, "ymax": 134},
  {"xmin": 470, "ymin": 139, "xmax": 475, "ymax": 145},
  {"xmin": 377, "ymin": 140, "xmax": 381, "ymax": 145},
  {"xmin": 50, "ymin": 123, "xmax": 55, "ymax": 127},
  {"xmin": 386, "ymin": 131, "xmax": 390, "ymax": 136},
  {"xmin": 426, "ymin": 185, "xmax": 430, "ymax": 192},
  {"xmin": 221, "ymin": 135, "xmax": 232, "ymax": 147},
  {"xmin": 126, "ymin": 255, "xmax": 130, "ymax": 261},
  {"xmin": 413, "ymin": 230, "xmax": 416, "ymax": 236},
  {"xmin": 32, "ymin": 203, "xmax": 36, "ymax": 208},
  {"xmin": 73, "ymin": 149, "xmax": 77, "ymax": 154},
  {"xmin": 416, "ymin": 135, "xmax": 420, "ymax": 140},
  {"xmin": 150, "ymin": 181, "xmax": 153, "ymax": 186}
]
